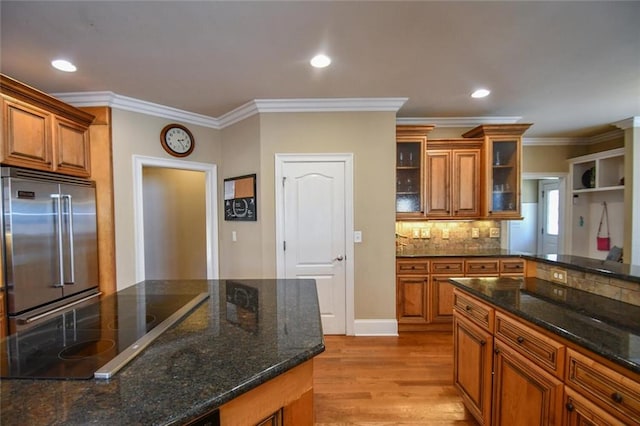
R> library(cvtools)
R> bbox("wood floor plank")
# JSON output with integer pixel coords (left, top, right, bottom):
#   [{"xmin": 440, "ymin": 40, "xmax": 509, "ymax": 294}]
[{"xmin": 314, "ymin": 332, "xmax": 478, "ymax": 425}]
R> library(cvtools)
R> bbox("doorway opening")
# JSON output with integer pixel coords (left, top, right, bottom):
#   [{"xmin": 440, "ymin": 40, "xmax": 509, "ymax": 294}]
[
  {"xmin": 132, "ymin": 155, "xmax": 219, "ymax": 282},
  {"xmin": 507, "ymin": 173, "xmax": 568, "ymax": 255}
]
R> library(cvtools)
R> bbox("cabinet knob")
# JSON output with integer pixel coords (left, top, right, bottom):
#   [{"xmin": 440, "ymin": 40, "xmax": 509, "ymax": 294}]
[
  {"xmin": 611, "ymin": 392, "xmax": 624, "ymax": 404},
  {"xmin": 480, "ymin": 340, "xmax": 486, "ymax": 346},
  {"xmin": 516, "ymin": 336, "xmax": 525, "ymax": 344},
  {"xmin": 494, "ymin": 348, "xmax": 500, "ymax": 355},
  {"xmin": 465, "ymin": 305, "xmax": 472, "ymax": 311},
  {"xmin": 565, "ymin": 402, "xmax": 574, "ymax": 412}
]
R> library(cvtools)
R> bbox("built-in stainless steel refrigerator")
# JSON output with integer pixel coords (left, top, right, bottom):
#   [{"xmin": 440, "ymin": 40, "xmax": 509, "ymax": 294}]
[{"xmin": 1, "ymin": 167, "xmax": 100, "ymax": 334}]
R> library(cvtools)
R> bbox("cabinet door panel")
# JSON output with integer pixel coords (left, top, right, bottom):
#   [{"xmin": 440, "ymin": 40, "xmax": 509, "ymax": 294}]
[
  {"xmin": 452, "ymin": 149, "xmax": 480, "ymax": 217},
  {"xmin": 430, "ymin": 275, "xmax": 460, "ymax": 323},
  {"xmin": 54, "ymin": 116, "xmax": 91, "ymax": 177},
  {"xmin": 425, "ymin": 150, "xmax": 450, "ymax": 216},
  {"xmin": 564, "ymin": 386, "xmax": 626, "ymax": 426},
  {"xmin": 453, "ymin": 313, "xmax": 493, "ymax": 425},
  {"xmin": 2, "ymin": 97, "xmax": 52, "ymax": 169},
  {"xmin": 397, "ymin": 277, "xmax": 428, "ymax": 322},
  {"xmin": 493, "ymin": 339, "xmax": 563, "ymax": 426}
]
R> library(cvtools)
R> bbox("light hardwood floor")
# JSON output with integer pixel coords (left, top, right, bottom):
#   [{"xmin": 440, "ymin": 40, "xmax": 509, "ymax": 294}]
[{"xmin": 313, "ymin": 332, "xmax": 478, "ymax": 426}]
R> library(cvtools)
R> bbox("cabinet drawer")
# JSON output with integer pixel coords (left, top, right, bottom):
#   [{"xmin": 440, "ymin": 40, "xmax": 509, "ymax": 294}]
[
  {"xmin": 431, "ymin": 259, "xmax": 464, "ymax": 274},
  {"xmin": 453, "ymin": 289, "xmax": 494, "ymax": 332},
  {"xmin": 465, "ymin": 259, "xmax": 499, "ymax": 275},
  {"xmin": 396, "ymin": 260, "xmax": 429, "ymax": 275},
  {"xmin": 566, "ymin": 348, "xmax": 640, "ymax": 422},
  {"xmin": 500, "ymin": 259, "xmax": 525, "ymax": 275},
  {"xmin": 495, "ymin": 312, "xmax": 565, "ymax": 379}
]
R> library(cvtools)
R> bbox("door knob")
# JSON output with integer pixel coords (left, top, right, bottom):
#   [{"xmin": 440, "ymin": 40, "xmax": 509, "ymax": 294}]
[{"xmin": 333, "ymin": 255, "xmax": 344, "ymax": 262}]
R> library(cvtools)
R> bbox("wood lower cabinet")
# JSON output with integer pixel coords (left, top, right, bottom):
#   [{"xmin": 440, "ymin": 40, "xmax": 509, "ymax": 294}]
[
  {"xmin": 397, "ymin": 257, "xmax": 522, "ymax": 331},
  {"xmin": 564, "ymin": 386, "xmax": 626, "ymax": 426},
  {"xmin": 492, "ymin": 339, "xmax": 564, "ymax": 426},
  {"xmin": 453, "ymin": 312, "xmax": 494, "ymax": 425},
  {"xmin": 453, "ymin": 287, "xmax": 640, "ymax": 426},
  {"xmin": 1, "ymin": 74, "xmax": 94, "ymax": 177}
]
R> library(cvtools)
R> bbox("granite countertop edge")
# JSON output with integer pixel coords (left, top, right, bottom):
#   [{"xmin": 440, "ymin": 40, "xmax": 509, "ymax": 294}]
[
  {"xmin": 173, "ymin": 344, "xmax": 325, "ymax": 425},
  {"xmin": 448, "ymin": 277, "xmax": 640, "ymax": 376}
]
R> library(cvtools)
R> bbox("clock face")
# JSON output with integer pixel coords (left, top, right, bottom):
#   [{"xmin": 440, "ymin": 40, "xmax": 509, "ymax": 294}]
[{"xmin": 160, "ymin": 124, "xmax": 195, "ymax": 157}]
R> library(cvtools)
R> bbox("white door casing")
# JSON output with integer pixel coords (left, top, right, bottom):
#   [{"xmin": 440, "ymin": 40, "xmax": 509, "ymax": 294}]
[
  {"xmin": 275, "ymin": 154, "xmax": 354, "ymax": 335},
  {"xmin": 132, "ymin": 155, "xmax": 220, "ymax": 282}
]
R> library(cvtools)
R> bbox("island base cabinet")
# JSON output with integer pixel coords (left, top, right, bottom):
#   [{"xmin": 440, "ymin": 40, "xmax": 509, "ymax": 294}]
[
  {"xmin": 217, "ymin": 360, "xmax": 314, "ymax": 426},
  {"xmin": 453, "ymin": 313, "xmax": 493, "ymax": 426},
  {"xmin": 564, "ymin": 386, "xmax": 626, "ymax": 426},
  {"xmin": 492, "ymin": 340, "xmax": 564, "ymax": 426}
]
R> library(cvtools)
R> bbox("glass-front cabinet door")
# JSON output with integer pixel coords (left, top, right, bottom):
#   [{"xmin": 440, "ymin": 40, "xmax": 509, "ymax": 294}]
[
  {"xmin": 488, "ymin": 138, "xmax": 520, "ymax": 218},
  {"xmin": 396, "ymin": 137, "xmax": 424, "ymax": 217}
]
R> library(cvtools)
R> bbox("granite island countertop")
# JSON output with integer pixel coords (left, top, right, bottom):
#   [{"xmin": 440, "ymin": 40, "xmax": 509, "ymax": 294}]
[
  {"xmin": 0, "ymin": 279, "xmax": 325, "ymax": 426},
  {"xmin": 448, "ymin": 276, "xmax": 640, "ymax": 375}
]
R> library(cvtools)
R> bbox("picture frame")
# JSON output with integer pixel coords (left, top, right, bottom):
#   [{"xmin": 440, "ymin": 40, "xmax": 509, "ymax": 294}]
[{"xmin": 224, "ymin": 174, "xmax": 257, "ymax": 221}]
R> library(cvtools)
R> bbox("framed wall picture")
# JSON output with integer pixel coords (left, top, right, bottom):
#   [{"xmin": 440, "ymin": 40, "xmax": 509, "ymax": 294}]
[{"xmin": 224, "ymin": 174, "xmax": 257, "ymax": 221}]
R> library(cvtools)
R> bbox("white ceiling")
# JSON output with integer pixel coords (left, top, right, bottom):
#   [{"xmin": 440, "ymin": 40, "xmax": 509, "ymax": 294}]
[{"xmin": 1, "ymin": 1, "xmax": 638, "ymax": 138}]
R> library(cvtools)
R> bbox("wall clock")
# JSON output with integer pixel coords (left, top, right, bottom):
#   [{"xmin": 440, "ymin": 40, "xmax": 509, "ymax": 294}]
[{"xmin": 160, "ymin": 124, "xmax": 195, "ymax": 157}]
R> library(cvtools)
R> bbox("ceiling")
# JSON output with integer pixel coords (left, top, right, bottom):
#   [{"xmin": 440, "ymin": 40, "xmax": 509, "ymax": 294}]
[{"xmin": 1, "ymin": 1, "xmax": 638, "ymax": 138}]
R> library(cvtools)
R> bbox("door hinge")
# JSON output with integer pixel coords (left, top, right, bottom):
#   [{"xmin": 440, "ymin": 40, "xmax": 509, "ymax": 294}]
[
  {"xmin": 283, "ymin": 241, "xmax": 286, "ymax": 251},
  {"xmin": 282, "ymin": 176, "xmax": 286, "ymax": 187},
  {"xmin": 541, "ymin": 190, "xmax": 545, "ymax": 198}
]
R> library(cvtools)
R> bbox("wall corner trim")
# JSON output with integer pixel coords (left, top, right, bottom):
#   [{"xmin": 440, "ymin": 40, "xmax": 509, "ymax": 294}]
[{"xmin": 353, "ymin": 319, "xmax": 399, "ymax": 336}]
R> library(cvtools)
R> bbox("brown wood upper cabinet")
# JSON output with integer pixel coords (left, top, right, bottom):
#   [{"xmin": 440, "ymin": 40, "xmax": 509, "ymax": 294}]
[
  {"xmin": 396, "ymin": 123, "xmax": 532, "ymax": 220},
  {"xmin": 462, "ymin": 124, "xmax": 532, "ymax": 220},
  {"xmin": 425, "ymin": 139, "xmax": 481, "ymax": 219},
  {"xmin": 396, "ymin": 125, "xmax": 433, "ymax": 219},
  {"xmin": 1, "ymin": 74, "xmax": 94, "ymax": 177}
]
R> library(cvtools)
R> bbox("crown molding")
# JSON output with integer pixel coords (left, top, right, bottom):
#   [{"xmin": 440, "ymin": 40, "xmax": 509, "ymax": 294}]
[
  {"xmin": 522, "ymin": 137, "xmax": 585, "ymax": 146},
  {"xmin": 396, "ymin": 116, "xmax": 522, "ymax": 128},
  {"xmin": 52, "ymin": 91, "xmax": 221, "ymax": 129},
  {"xmin": 613, "ymin": 116, "xmax": 640, "ymax": 130}
]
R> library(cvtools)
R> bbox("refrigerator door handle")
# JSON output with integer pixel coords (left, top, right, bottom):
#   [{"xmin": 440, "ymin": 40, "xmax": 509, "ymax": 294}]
[
  {"xmin": 62, "ymin": 194, "xmax": 75, "ymax": 284},
  {"xmin": 51, "ymin": 193, "xmax": 65, "ymax": 288}
]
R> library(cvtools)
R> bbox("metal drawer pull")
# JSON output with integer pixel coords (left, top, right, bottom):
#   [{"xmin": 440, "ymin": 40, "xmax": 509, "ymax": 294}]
[
  {"xmin": 517, "ymin": 336, "xmax": 525, "ymax": 344},
  {"xmin": 565, "ymin": 402, "xmax": 574, "ymax": 412},
  {"xmin": 611, "ymin": 392, "xmax": 624, "ymax": 404},
  {"xmin": 465, "ymin": 305, "xmax": 472, "ymax": 311}
]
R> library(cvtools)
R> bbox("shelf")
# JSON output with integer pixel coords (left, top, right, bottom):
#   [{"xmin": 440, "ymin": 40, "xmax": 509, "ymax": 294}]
[
  {"xmin": 396, "ymin": 166, "xmax": 420, "ymax": 170},
  {"xmin": 572, "ymin": 185, "xmax": 624, "ymax": 194}
]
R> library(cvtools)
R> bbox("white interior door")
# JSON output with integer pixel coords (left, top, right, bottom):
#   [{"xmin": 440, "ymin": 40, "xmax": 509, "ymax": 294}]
[
  {"xmin": 538, "ymin": 180, "xmax": 560, "ymax": 254},
  {"xmin": 280, "ymin": 160, "xmax": 347, "ymax": 334}
]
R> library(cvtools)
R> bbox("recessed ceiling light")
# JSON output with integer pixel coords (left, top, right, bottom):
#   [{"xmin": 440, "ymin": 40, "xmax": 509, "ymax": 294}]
[
  {"xmin": 51, "ymin": 59, "xmax": 77, "ymax": 72},
  {"xmin": 310, "ymin": 54, "xmax": 331, "ymax": 68},
  {"xmin": 471, "ymin": 89, "xmax": 490, "ymax": 98}
]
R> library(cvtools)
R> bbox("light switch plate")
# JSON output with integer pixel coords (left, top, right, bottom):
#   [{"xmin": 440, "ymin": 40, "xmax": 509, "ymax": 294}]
[
  {"xmin": 354, "ymin": 231, "xmax": 362, "ymax": 243},
  {"xmin": 420, "ymin": 228, "xmax": 430, "ymax": 239},
  {"xmin": 472, "ymin": 228, "xmax": 479, "ymax": 238},
  {"xmin": 412, "ymin": 228, "xmax": 420, "ymax": 238},
  {"xmin": 442, "ymin": 228, "xmax": 449, "ymax": 239},
  {"xmin": 489, "ymin": 228, "xmax": 500, "ymax": 238}
]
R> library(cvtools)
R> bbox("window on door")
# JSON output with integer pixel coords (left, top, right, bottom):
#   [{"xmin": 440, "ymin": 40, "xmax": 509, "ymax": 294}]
[{"xmin": 545, "ymin": 189, "xmax": 559, "ymax": 236}]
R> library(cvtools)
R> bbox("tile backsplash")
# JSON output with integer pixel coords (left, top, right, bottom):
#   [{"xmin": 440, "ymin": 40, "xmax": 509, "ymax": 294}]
[{"xmin": 396, "ymin": 220, "xmax": 502, "ymax": 253}]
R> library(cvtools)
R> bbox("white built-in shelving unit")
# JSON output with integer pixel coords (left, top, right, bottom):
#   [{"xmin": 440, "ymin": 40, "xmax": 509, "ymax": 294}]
[{"xmin": 567, "ymin": 148, "xmax": 625, "ymax": 259}]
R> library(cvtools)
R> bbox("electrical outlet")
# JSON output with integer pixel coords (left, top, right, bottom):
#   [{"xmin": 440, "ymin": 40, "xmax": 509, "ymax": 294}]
[
  {"xmin": 412, "ymin": 228, "xmax": 420, "ymax": 238},
  {"xmin": 550, "ymin": 267, "xmax": 567, "ymax": 284},
  {"xmin": 472, "ymin": 228, "xmax": 479, "ymax": 238},
  {"xmin": 489, "ymin": 228, "xmax": 500, "ymax": 238},
  {"xmin": 420, "ymin": 228, "xmax": 430, "ymax": 239},
  {"xmin": 442, "ymin": 228, "xmax": 449, "ymax": 239},
  {"xmin": 354, "ymin": 231, "xmax": 362, "ymax": 243}
]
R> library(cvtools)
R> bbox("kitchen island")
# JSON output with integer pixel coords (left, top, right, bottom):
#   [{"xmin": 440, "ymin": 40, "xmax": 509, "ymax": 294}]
[
  {"xmin": 449, "ymin": 274, "xmax": 640, "ymax": 425},
  {"xmin": 0, "ymin": 279, "xmax": 325, "ymax": 425}
]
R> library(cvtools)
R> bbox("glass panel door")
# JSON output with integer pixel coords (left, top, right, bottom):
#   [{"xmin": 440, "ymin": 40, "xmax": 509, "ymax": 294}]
[
  {"xmin": 490, "ymin": 140, "xmax": 518, "ymax": 214},
  {"xmin": 396, "ymin": 142, "xmax": 422, "ymax": 213}
]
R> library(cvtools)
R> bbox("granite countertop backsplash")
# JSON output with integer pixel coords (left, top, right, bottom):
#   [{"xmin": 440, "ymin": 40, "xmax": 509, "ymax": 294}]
[
  {"xmin": 0, "ymin": 279, "xmax": 325, "ymax": 426},
  {"xmin": 449, "ymin": 276, "xmax": 640, "ymax": 375}
]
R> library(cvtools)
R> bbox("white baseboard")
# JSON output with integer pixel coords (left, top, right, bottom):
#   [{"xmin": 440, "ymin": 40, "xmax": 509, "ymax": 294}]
[{"xmin": 353, "ymin": 319, "xmax": 398, "ymax": 336}]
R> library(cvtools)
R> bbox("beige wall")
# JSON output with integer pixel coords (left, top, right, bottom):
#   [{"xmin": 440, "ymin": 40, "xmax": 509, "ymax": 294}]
[
  {"xmin": 219, "ymin": 114, "xmax": 262, "ymax": 278},
  {"xmin": 111, "ymin": 109, "xmax": 221, "ymax": 289},
  {"xmin": 143, "ymin": 168, "xmax": 207, "ymax": 279},
  {"xmin": 258, "ymin": 112, "xmax": 397, "ymax": 320}
]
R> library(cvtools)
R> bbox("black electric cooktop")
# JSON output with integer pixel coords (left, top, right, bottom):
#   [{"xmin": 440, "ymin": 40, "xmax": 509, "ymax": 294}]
[{"xmin": 0, "ymin": 290, "xmax": 208, "ymax": 380}]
